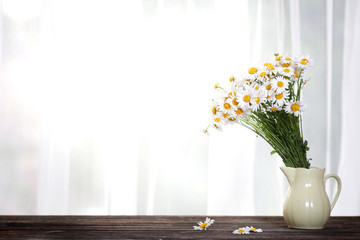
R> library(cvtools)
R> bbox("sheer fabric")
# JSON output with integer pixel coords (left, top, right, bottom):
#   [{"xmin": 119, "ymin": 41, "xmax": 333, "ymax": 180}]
[
  {"xmin": 334, "ymin": 0, "xmax": 360, "ymax": 216},
  {"xmin": 0, "ymin": 0, "xmax": 358, "ymax": 216}
]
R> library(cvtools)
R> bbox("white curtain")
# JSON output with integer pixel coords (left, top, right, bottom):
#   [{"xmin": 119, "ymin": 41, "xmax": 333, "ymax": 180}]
[
  {"xmin": 334, "ymin": 0, "xmax": 360, "ymax": 216},
  {"xmin": 0, "ymin": 0, "xmax": 358, "ymax": 216}
]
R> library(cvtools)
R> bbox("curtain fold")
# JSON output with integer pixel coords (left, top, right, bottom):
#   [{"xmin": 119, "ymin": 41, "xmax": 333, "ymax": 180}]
[
  {"xmin": 0, "ymin": 0, "xmax": 358, "ymax": 216},
  {"xmin": 334, "ymin": 0, "xmax": 360, "ymax": 216},
  {"xmin": 325, "ymin": 0, "xmax": 333, "ymax": 176}
]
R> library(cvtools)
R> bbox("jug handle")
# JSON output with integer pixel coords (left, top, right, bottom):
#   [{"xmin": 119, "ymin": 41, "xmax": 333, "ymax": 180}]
[{"xmin": 324, "ymin": 173, "xmax": 342, "ymax": 211}]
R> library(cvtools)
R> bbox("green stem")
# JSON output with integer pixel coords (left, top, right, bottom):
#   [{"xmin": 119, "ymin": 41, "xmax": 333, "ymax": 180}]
[{"xmin": 239, "ymin": 110, "xmax": 310, "ymax": 168}]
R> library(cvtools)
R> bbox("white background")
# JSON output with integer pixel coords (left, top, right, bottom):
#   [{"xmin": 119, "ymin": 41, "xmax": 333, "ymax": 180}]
[{"xmin": 0, "ymin": 0, "xmax": 359, "ymax": 216}]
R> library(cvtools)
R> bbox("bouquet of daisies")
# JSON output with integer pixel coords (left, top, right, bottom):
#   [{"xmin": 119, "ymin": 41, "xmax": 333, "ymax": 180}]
[{"xmin": 205, "ymin": 54, "xmax": 313, "ymax": 168}]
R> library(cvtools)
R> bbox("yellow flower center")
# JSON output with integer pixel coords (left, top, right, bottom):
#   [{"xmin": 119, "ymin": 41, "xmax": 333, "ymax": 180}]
[
  {"xmin": 285, "ymin": 57, "xmax": 292, "ymax": 61},
  {"xmin": 229, "ymin": 76, "xmax": 235, "ymax": 82},
  {"xmin": 235, "ymin": 108, "xmax": 243, "ymax": 115},
  {"xmin": 294, "ymin": 72, "xmax": 299, "ymax": 77},
  {"xmin": 214, "ymin": 118, "xmax": 220, "ymax": 122},
  {"xmin": 282, "ymin": 63, "xmax": 290, "ymax": 67},
  {"xmin": 300, "ymin": 58, "xmax": 309, "ymax": 65},
  {"xmin": 277, "ymin": 81, "xmax": 284, "ymax": 87},
  {"xmin": 284, "ymin": 68, "xmax": 290, "ymax": 73},
  {"xmin": 248, "ymin": 67, "xmax": 257, "ymax": 74},
  {"xmin": 251, "ymin": 227, "xmax": 257, "ymax": 231},
  {"xmin": 238, "ymin": 229, "xmax": 245, "ymax": 233},
  {"xmin": 275, "ymin": 93, "xmax": 283, "ymax": 100},
  {"xmin": 260, "ymin": 72, "xmax": 266, "ymax": 77},
  {"xmin": 224, "ymin": 103, "xmax": 231, "ymax": 109},
  {"xmin": 291, "ymin": 103, "xmax": 300, "ymax": 111},
  {"xmin": 200, "ymin": 223, "xmax": 208, "ymax": 229},
  {"xmin": 255, "ymin": 97, "xmax": 260, "ymax": 104},
  {"xmin": 255, "ymin": 86, "xmax": 259, "ymax": 91},
  {"xmin": 243, "ymin": 95, "xmax": 251, "ymax": 102},
  {"xmin": 266, "ymin": 95, "xmax": 271, "ymax": 99},
  {"xmin": 266, "ymin": 64, "xmax": 275, "ymax": 70},
  {"xmin": 270, "ymin": 107, "xmax": 278, "ymax": 111},
  {"xmin": 232, "ymin": 98, "xmax": 239, "ymax": 105},
  {"xmin": 215, "ymin": 83, "xmax": 219, "ymax": 89},
  {"xmin": 276, "ymin": 56, "xmax": 283, "ymax": 61},
  {"xmin": 212, "ymin": 107, "xmax": 217, "ymax": 115},
  {"xmin": 223, "ymin": 113, "xmax": 229, "ymax": 118},
  {"xmin": 229, "ymin": 117, "xmax": 236, "ymax": 121},
  {"xmin": 266, "ymin": 84, "xmax": 272, "ymax": 90}
]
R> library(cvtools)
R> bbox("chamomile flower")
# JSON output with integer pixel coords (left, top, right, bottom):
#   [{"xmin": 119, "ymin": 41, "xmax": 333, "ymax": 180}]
[
  {"xmin": 252, "ymin": 83, "xmax": 262, "ymax": 92},
  {"xmin": 264, "ymin": 62, "xmax": 276, "ymax": 75},
  {"xmin": 232, "ymin": 227, "xmax": 250, "ymax": 235},
  {"xmin": 271, "ymin": 76, "xmax": 289, "ymax": 93},
  {"xmin": 295, "ymin": 54, "xmax": 314, "ymax": 69},
  {"xmin": 193, "ymin": 217, "xmax": 215, "ymax": 230},
  {"xmin": 250, "ymin": 89, "xmax": 266, "ymax": 111},
  {"xmin": 282, "ymin": 57, "xmax": 293, "ymax": 65},
  {"xmin": 219, "ymin": 97, "xmax": 235, "ymax": 114},
  {"xmin": 256, "ymin": 66, "xmax": 269, "ymax": 82},
  {"xmin": 273, "ymin": 55, "xmax": 284, "ymax": 66},
  {"xmin": 234, "ymin": 107, "xmax": 250, "ymax": 118},
  {"xmin": 229, "ymin": 75, "xmax": 235, "ymax": 82},
  {"xmin": 237, "ymin": 87, "xmax": 256, "ymax": 110},
  {"xmin": 211, "ymin": 113, "xmax": 223, "ymax": 127},
  {"xmin": 292, "ymin": 70, "xmax": 301, "ymax": 79},
  {"xmin": 247, "ymin": 66, "xmax": 259, "ymax": 80},
  {"xmin": 232, "ymin": 226, "xmax": 263, "ymax": 235},
  {"xmin": 285, "ymin": 101, "xmax": 305, "ymax": 117},
  {"xmin": 211, "ymin": 99, "xmax": 229, "ymax": 127},
  {"xmin": 276, "ymin": 66, "xmax": 294, "ymax": 78},
  {"xmin": 263, "ymin": 81, "xmax": 274, "ymax": 94},
  {"xmin": 226, "ymin": 111, "xmax": 239, "ymax": 124},
  {"xmin": 210, "ymin": 100, "xmax": 219, "ymax": 116},
  {"xmin": 263, "ymin": 83, "xmax": 276, "ymax": 102},
  {"xmin": 264, "ymin": 93, "xmax": 274, "ymax": 103},
  {"xmin": 271, "ymin": 90, "xmax": 289, "ymax": 107},
  {"xmin": 211, "ymin": 122, "xmax": 223, "ymax": 131},
  {"xmin": 268, "ymin": 105, "xmax": 282, "ymax": 112},
  {"xmin": 226, "ymin": 89, "xmax": 241, "ymax": 108},
  {"xmin": 218, "ymin": 112, "xmax": 231, "ymax": 125},
  {"xmin": 249, "ymin": 226, "xmax": 263, "ymax": 233}
]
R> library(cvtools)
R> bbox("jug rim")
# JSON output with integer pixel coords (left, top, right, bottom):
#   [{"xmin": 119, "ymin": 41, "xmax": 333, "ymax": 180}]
[{"xmin": 280, "ymin": 166, "xmax": 325, "ymax": 171}]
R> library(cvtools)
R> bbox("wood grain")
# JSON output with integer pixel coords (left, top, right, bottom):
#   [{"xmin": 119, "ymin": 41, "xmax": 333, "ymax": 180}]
[{"xmin": 0, "ymin": 216, "xmax": 359, "ymax": 239}]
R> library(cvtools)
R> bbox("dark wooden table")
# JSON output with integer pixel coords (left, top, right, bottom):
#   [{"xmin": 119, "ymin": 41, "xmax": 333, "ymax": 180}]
[{"xmin": 0, "ymin": 216, "xmax": 359, "ymax": 239}]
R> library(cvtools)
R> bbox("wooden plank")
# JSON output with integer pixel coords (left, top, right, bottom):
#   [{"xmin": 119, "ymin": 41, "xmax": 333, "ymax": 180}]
[{"xmin": 0, "ymin": 216, "xmax": 359, "ymax": 239}]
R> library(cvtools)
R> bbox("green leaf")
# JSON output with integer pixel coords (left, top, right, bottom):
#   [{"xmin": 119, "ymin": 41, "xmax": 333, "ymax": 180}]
[{"xmin": 270, "ymin": 150, "xmax": 277, "ymax": 155}]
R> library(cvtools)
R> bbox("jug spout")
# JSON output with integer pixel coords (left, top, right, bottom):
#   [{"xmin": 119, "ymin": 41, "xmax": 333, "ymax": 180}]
[{"xmin": 280, "ymin": 166, "xmax": 296, "ymax": 185}]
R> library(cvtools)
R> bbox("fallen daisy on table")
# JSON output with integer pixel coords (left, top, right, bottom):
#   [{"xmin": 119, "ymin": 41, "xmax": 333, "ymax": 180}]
[
  {"xmin": 249, "ymin": 226, "xmax": 263, "ymax": 233},
  {"xmin": 232, "ymin": 226, "xmax": 263, "ymax": 234},
  {"xmin": 193, "ymin": 217, "xmax": 215, "ymax": 230},
  {"xmin": 232, "ymin": 227, "xmax": 250, "ymax": 235}
]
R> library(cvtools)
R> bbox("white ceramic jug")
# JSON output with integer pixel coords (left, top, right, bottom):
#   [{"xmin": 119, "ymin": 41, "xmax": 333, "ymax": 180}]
[{"xmin": 280, "ymin": 166, "xmax": 341, "ymax": 229}]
